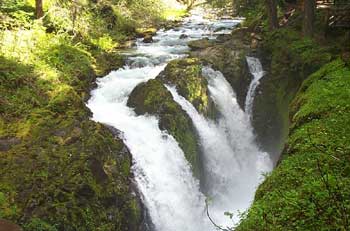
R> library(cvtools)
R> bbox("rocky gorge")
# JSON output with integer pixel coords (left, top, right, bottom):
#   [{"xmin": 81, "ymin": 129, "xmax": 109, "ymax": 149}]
[{"xmin": 1, "ymin": 1, "xmax": 349, "ymax": 230}]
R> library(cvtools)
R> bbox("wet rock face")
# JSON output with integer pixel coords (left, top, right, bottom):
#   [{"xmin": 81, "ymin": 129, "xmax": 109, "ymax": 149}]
[
  {"xmin": 187, "ymin": 27, "xmax": 292, "ymax": 163},
  {"xmin": 127, "ymin": 79, "xmax": 171, "ymax": 115},
  {"xmin": 127, "ymin": 79, "xmax": 202, "ymax": 178},
  {"xmin": 126, "ymin": 58, "xmax": 223, "ymax": 177},
  {"xmin": 158, "ymin": 58, "xmax": 212, "ymax": 116},
  {"xmin": 189, "ymin": 28, "xmax": 252, "ymax": 109}
]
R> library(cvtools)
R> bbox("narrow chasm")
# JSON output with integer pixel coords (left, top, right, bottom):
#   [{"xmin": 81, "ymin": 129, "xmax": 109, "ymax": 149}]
[{"xmin": 88, "ymin": 9, "xmax": 274, "ymax": 231}]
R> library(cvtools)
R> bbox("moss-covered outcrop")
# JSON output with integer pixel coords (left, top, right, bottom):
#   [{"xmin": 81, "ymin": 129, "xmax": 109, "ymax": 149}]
[
  {"xmin": 127, "ymin": 58, "xmax": 216, "ymax": 178},
  {"xmin": 251, "ymin": 28, "xmax": 334, "ymax": 161},
  {"xmin": 0, "ymin": 50, "xmax": 142, "ymax": 230},
  {"xmin": 127, "ymin": 79, "xmax": 202, "ymax": 178},
  {"xmin": 237, "ymin": 59, "xmax": 350, "ymax": 230},
  {"xmin": 189, "ymin": 28, "xmax": 252, "ymax": 109},
  {"xmin": 158, "ymin": 58, "xmax": 212, "ymax": 115}
]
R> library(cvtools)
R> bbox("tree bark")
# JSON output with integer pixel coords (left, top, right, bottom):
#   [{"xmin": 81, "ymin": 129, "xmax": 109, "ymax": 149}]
[
  {"xmin": 266, "ymin": 0, "xmax": 279, "ymax": 30},
  {"xmin": 303, "ymin": 0, "xmax": 316, "ymax": 37},
  {"xmin": 35, "ymin": 0, "xmax": 44, "ymax": 19}
]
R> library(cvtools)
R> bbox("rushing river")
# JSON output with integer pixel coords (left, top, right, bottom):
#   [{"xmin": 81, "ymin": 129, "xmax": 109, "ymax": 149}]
[{"xmin": 87, "ymin": 10, "xmax": 272, "ymax": 231}]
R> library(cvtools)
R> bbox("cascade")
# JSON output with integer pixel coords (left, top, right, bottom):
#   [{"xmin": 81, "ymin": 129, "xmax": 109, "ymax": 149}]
[
  {"xmin": 245, "ymin": 57, "xmax": 265, "ymax": 120},
  {"xmin": 167, "ymin": 66, "xmax": 272, "ymax": 227},
  {"xmin": 88, "ymin": 9, "xmax": 270, "ymax": 231}
]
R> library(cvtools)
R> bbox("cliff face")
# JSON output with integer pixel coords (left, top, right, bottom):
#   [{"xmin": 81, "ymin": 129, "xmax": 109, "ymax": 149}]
[
  {"xmin": 189, "ymin": 29, "xmax": 252, "ymax": 110},
  {"xmin": 237, "ymin": 58, "xmax": 350, "ymax": 231},
  {"xmin": 188, "ymin": 27, "xmax": 290, "ymax": 162},
  {"xmin": 233, "ymin": 26, "xmax": 350, "ymax": 231},
  {"xmin": 188, "ymin": 20, "xmax": 350, "ymax": 230}
]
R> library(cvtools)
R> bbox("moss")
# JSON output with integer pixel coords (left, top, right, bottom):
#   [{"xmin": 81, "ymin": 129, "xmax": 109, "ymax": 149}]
[
  {"xmin": 159, "ymin": 58, "xmax": 211, "ymax": 115},
  {"xmin": 251, "ymin": 27, "xmax": 335, "ymax": 161},
  {"xmin": 93, "ymin": 51, "xmax": 124, "ymax": 77},
  {"xmin": 127, "ymin": 79, "xmax": 201, "ymax": 178},
  {"xmin": 0, "ymin": 29, "xmax": 140, "ymax": 230},
  {"xmin": 189, "ymin": 29, "xmax": 252, "ymax": 108},
  {"xmin": 0, "ymin": 0, "xmax": 185, "ymax": 229},
  {"xmin": 23, "ymin": 218, "xmax": 58, "ymax": 231},
  {"xmin": 262, "ymin": 29, "xmax": 332, "ymax": 82},
  {"xmin": 237, "ymin": 60, "xmax": 350, "ymax": 231}
]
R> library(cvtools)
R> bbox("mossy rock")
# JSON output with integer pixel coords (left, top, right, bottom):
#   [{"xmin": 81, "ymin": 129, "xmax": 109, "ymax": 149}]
[
  {"xmin": 0, "ymin": 53, "xmax": 142, "ymax": 230},
  {"xmin": 189, "ymin": 31, "xmax": 252, "ymax": 109},
  {"xmin": 237, "ymin": 60, "xmax": 350, "ymax": 231},
  {"xmin": 158, "ymin": 58, "xmax": 213, "ymax": 116},
  {"xmin": 0, "ymin": 116, "xmax": 142, "ymax": 231},
  {"xmin": 188, "ymin": 38, "xmax": 214, "ymax": 51},
  {"xmin": 127, "ymin": 79, "xmax": 202, "ymax": 178}
]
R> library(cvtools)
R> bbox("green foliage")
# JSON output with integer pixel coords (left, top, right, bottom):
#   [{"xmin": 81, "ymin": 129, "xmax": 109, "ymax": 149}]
[
  {"xmin": 24, "ymin": 218, "xmax": 58, "ymax": 231},
  {"xmin": 235, "ymin": 0, "xmax": 266, "ymax": 28},
  {"xmin": 0, "ymin": 191, "xmax": 17, "ymax": 218},
  {"xmin": 0, "ymin": 41, "xmax": 139, "ymax": 228},
  {"xmin": 0, "ymin": 0, "xmax": 34, "ymax": 29},
  {"xmin": 263, "ymin": 28, "xmax": 332, "ymax": 79},
  {"xmin": 237, "ymin": 60, "xmax": 350, "ymax": 231}
]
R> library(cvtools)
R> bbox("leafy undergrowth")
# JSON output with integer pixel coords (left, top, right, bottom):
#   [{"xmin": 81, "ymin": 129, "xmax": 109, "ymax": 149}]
[
  {"xmin": 262, "ymin": 28, "xmax": 333, "ymax": 81},
  {"xmin": 237, "ymin": 59, "xmax": 350, "ymax": 231}
]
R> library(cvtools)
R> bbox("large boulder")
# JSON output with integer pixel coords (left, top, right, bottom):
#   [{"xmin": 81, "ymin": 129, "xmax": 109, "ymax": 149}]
[
  {"xmin": 158, "ymin": 58, "xmax": 213, "ymax": 116},
  {"xmin": 127, "ymin": 79, "xmax": 202, "ymax": 178},
  {"xmin": 188, "ymin": 38, "xmax": 214, "ymax": 51},
  {"xmin": 127, "ymin": 58, "xmax": 220, "ymax": 179},
  {"xmin": 142, "ymin": 35, "xmax": 153, "ymax": 43}
]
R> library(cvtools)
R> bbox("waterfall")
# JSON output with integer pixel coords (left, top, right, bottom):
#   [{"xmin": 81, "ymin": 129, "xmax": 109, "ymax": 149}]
[
  {"xmin": 167, "ymin": 67, "xmax": 272, "ymax": 228},
  {"xmin": 245, "ymin": 57, "xmax": 265, "ymax": 119},
  {"xmin": 87, "ymin": 9, "xmax": 270, "ymax": 231},
  {"xmin": 87, "ymin": 65, "xmax": 210, "ymax": 231}
]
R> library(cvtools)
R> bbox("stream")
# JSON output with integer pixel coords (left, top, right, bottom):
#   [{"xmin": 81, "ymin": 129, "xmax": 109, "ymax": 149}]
[{"xmin": 87, "ymin": 10, "xmax": 272, "ymax": 231}]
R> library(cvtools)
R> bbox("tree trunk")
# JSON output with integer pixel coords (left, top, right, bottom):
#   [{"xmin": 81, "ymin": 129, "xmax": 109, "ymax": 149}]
[
  {"xmin": 35, "ymin": 0, "xmax": 44, "ymax": 19},
  {"xmin": 266, "ymin": 0, "xmax": 279, "ymax": 30},
  {"xmin": 303, "ymin": 0, "xmax": 316, "ymax": 37}
]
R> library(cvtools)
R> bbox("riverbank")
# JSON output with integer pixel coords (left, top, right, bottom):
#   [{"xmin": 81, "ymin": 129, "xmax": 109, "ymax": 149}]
[
  {"xmin": 224, "ymin": 3, "xmax": 350, "ymax": 230},
  {"xmin": 0, "ymin": 1, "xmax": 186, "ymax": 229}
]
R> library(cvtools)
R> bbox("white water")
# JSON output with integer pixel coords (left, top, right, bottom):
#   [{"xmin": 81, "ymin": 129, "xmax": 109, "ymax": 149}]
[
  {"xmin": 167, "ymin": 66, "xmax": 272, "ymax": 228},
  {"xmin": 87, "ymin": 65, "xmax": 210, "ymax": 231},
  {"xmin": 245, "ymin": 57, "xmax": 265, "ymax": 120},
  {"xmin": 87, "ymin": 10, "xmax": 241, "ymax": 231},
  {"xmin": 87, "ymin": 9, "xmax": 270, "ymax": 231}
]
